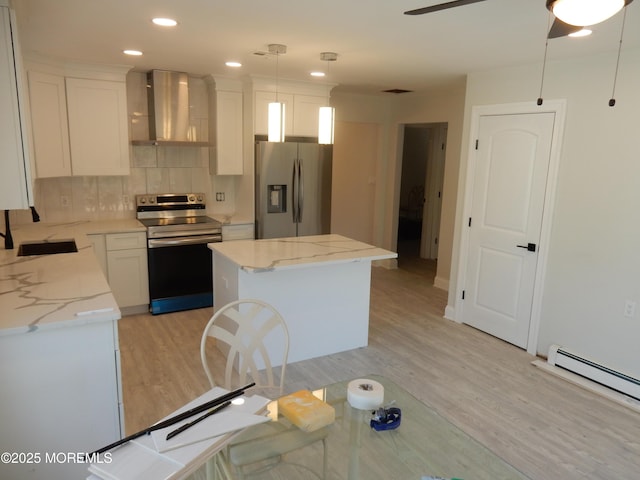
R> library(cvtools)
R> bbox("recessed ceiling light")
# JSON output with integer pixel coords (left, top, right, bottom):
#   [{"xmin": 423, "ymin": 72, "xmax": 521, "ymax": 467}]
[
  {"xmin": 569, "ymin": 28, "xmax": 593, "ymax": 37},
  {"xmin": 310, "ymin": 71, "xmax": 325, "ymax": 77},
  {"xmin": 123, "ymin": 50, "xmax": 143, "ymax": 56},
  {"xmin": 225, "ymin": 61, "xmax": 242, "ymax": 68},
  {"xmin": 152, "ymin": 17, "xmax": 177, "ymax": 27}
]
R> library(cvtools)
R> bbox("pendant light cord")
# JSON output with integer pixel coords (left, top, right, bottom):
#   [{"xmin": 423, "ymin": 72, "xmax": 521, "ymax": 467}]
[
  {"xmin": 609, "ymin": 6, "xmax": 627, "ymax": 107},
  {"xmin": 537, "ymin": 12, "xmax": 554, "ymax": 106},
  {"xmin": 275, "ymin": 51, "xmax": 279, "ymax": 103}
]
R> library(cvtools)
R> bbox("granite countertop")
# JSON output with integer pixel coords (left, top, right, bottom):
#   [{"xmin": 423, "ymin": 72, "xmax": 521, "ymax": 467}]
[
  {"xmin": 0, "ymin": 219, "xmax": 144, "ymax": 336},
  {"xmin": 209, "ymin": 234, "xmax": 397, "ymax": 273}
]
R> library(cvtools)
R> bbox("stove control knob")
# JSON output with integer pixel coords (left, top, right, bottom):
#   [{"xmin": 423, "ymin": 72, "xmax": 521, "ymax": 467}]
[
  {"xmin": 149, "ymin": 197, "xmax": 155, "ymax": 204},
  {"xmin": 188, "ymin": 194, "xmax": 196, "ymax": 203},
  {"xmin": 197, "ymin": 195, "xmax": 203, "ymax": 202},
  {"xmin": 139, "ymin": 197, "xmax": 146, "ymax": 204}
]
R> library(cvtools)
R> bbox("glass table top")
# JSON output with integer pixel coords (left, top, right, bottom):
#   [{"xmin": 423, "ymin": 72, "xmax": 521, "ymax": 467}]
[{"xmin": 241, "ymin": 374, "xmax": 529, "ymax": 480}]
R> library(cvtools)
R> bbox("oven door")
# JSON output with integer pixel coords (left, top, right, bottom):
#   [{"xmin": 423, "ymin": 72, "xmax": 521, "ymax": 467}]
[{"xmin": 147, "ymin": 235, "xmax": 221, "ymax": 314}]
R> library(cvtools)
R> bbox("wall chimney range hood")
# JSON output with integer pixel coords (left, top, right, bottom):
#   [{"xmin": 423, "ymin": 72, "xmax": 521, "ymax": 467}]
[{"xmin": 131, "ymin": 70, "xmax": 209, "ymax": 146}]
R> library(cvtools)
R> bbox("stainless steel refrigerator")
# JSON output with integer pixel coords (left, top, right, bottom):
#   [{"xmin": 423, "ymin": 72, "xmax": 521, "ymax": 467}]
[{"xmin": 255, "ymin": 140, "xmax": 332, "ymax": 239}]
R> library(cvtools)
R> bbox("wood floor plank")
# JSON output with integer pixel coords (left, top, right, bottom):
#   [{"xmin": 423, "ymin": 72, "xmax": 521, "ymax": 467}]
[{"xmin": 118, "ymin": 255, "xmax": 640, "ymax": 479}]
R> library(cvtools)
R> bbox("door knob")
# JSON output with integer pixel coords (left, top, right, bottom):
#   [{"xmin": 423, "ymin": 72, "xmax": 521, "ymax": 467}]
[{"xmin": 517, "ymin": 243, "xmax": 536, "ymax": 252}]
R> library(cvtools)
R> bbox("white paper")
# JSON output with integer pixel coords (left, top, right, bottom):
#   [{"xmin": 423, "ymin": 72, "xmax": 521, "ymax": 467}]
[{"xmin": 150, "ymin": 395, "xmax": 271, "ymax": 453}]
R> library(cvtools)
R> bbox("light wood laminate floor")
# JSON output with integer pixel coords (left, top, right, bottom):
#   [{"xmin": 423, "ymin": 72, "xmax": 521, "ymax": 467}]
[{"xmin": 119, "ymin": 258, "xmax": 640, "ymax": 479}]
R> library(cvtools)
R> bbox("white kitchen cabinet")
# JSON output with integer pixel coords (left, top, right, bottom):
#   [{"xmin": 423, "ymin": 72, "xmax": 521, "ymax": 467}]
[
  {"xmin": 105, "ymin": 231, "xmax": 149, "ymax": 310},
  {"xmin": 27, "ymin": 71, "xmax": 72, "ymax": 177},
  {"xmin": 26, "ymin": 63, "xmax": 130, "ymax": 178},
  {"xmin": 209, "ymin": 77, "xmax": 244, "ymax": 175},
  {"xmin": 254, "ymin": 90, "xmax": 294, "ymax": 137},
  {"xmin": 222, "ymin": 223, "xmax": 254, "ymax": 241},
  {"xmin": 66, "ymin": 77, "xmax": 130, "ymax": 175},
  {"xmin": 0, "ymin": 319, "xmax": 123, "ymax": 480},
  {"xmin": 292, "ymin": 94, "xmax": 328, "ymax": 137},
  {"xmin": 0, "ymin": 2, "xmax": 34, "ymax": 209},
  {"xmin": 254, "ymin": 91, "xmax": 328, "ymax": 138},
  {"xmin": 88, "ymin": 232, "xmax": 108, "ymax": 276}
]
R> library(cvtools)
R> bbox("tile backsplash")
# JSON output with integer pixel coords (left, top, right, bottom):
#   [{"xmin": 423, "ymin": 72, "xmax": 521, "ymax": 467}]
[{"xmin": 7, "ymin": 145, "xmax": 235, "ymax": 226}]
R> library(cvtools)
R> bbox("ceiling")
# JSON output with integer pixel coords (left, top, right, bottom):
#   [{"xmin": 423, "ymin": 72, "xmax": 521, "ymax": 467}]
[{"xmin": 12, "ymin": 0, "xmax": 640, "ymax": 95}]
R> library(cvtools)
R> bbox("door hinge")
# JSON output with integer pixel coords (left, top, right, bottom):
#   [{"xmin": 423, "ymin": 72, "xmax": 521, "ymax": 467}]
[
  {"xmin": 441, "ymin": 142, "xmax": 445, "ymax": 150},
  {"xmin": 468, "ymin": 217, "xmax": 472, "ymax": 227},
  {"xmin": 434, "ymin": 237, "xmax": 438, "ymax": 245},
  {"xmin": 462, "ymin": 290, "xmax": 466, "ymax": 300},
  {"xmin": 475, "ymin": 139, "xmax": 479, "ymax": 150}
]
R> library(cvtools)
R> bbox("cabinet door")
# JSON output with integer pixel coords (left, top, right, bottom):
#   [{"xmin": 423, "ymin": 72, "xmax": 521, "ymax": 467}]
[
  {"xmin": 292, "ymin": 94, "xmax": 326, "ymax": 137},
  {"xmin": 222, "ymin": 223, "xmax": 254, "ymax": 241},
  {"xmin": 107, "ymin": 248, "xmax": 149, "ymax": 308},
  {"xmin": 87, "ymin": 233, "xmax": 108, "ymax": 277},
  {"xmin": 28, "ymin": 71, "xmax": 72, "ymax": 177},
  {"xmin": 0, "ymin": 6, "xmax": 33, "ymax": 209},
  {"xmin": 254, "ymin": 91, "xmax": 293, "ymax": 136},
  {"xmin": 214, "ymin": 90, "xmax": 243, "ymax": 175},
  {"xmin": 66, "ymin": 77, "xmax": 130, "ymax": 176}
]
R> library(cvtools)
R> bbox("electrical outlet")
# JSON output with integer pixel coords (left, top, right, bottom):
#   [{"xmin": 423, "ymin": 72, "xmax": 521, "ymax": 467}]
[
  {"xmin": 60, "ymin": 195, "xmax": 70, "ymax": 207},
  {"xmin": 623, "ymin": 300, "xmax": 636, "ymax": 318},
  {"xmin": 122, "ymin": 194, "xmax": 130, "ymax": 205},
  {"xmin": 216, "ymin": 192, "xmax": 225, "ymax": 202}
]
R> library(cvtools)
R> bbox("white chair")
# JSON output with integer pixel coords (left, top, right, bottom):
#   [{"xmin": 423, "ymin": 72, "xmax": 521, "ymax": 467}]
[{"xmin": 200, "ymin": 299, "xmax": 329, "ymax": 480}]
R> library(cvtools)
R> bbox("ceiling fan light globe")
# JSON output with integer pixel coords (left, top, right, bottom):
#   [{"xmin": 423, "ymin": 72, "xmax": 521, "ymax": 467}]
[{"xmin": 549, "ymin": 0, "xmax": 625, "ymax": 26}]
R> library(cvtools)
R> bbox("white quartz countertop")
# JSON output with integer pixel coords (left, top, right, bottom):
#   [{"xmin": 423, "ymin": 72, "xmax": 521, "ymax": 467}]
[
  {"xmin": 0, "ymin": 219, "xmax": 145, "ymax": 336},
  {"xmin": 209, "ymin": 234, "xmax": 397, "ymax": 273}
]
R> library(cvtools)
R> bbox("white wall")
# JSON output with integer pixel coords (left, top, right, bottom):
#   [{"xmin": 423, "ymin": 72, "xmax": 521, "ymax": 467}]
[
  {"xmin": 390, "ymin": 80, "xmax": 467, "ymax": 288},
  {"xmin": 450, "ymin": 47, "xmax": 640, "ymax": 378},
  {"xmin": 331, "ymin": 92, "xmax": 393, "ymax": 248},
  {"xmin": 331, "ymin": 81, "xmax": 466, "ymax": 282}
]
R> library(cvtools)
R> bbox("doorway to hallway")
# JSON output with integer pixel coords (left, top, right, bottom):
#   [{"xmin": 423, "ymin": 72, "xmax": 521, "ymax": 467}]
[{"xmin": 397, "ymin": 122, "xmax": 446, "ymax": 277}]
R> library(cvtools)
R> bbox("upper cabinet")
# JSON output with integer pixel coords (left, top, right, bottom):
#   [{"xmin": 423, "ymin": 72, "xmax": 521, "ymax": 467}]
[
  {"xmin": 27, "ymin": 71, "xmax": 71, "ymax": 177},
  {"xmin": 251, "ymin": 77, "xmax": 333, "ymax": 139},
  {"xmin": 26, "ymin": 61, "xmax": 131, "ymax": 178},
  {"xmin": 208, "ymin": 76, "xmax": 243, "ymax": 175},
  {"xmin": 0, "ymin": 2, "xmax": 34, "ymax": 209},
  {"xmin": 254, "ymin": 91, "xmax": 294, "ymax": 137}
]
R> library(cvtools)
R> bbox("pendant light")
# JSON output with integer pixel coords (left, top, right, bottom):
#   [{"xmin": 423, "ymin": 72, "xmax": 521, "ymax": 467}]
[
  {"xmin": 546, "ymin": 0, "xmax": 631, "ymax": 27},
  {"xmin": 268, "ymin": 44, "xmax": 286, "ymax": 142},
  {"xmin": 318, "ymin": 52, "xmax": 337, "ymax": 145}
]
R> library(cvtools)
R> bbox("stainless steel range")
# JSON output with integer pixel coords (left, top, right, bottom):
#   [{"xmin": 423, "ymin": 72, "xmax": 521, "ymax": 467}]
[{"xmin": 136, "ymin": 193, "xmax": 222, "ymax": 315}]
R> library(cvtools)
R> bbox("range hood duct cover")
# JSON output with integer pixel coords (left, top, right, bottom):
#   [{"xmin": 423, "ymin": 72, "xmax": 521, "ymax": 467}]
[{"xmin": 138, "ymin": 70, "xmax": 209, "ymax": 146}]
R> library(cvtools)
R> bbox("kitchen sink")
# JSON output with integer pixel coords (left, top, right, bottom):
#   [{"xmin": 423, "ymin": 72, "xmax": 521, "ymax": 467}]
[{"xmin": 17, "ymin": 239, "xmax": 78, "ymax": 256}]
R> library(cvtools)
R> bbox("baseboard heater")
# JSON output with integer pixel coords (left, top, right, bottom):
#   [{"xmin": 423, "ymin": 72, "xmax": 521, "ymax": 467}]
[{"xmin": 547, "ymin": 344, "xmax": 640, "ymax": 401}]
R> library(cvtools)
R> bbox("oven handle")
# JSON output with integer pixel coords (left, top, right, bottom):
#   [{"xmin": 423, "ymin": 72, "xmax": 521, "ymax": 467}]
[{"xmin": 148, "ymin": 235, "xmax": 222, "ymax": 248}]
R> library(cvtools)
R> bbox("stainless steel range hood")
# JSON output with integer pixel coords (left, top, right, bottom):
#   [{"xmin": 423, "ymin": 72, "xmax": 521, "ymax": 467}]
[{"xmin": 132, "ymin": 70, "xmax": 209, "ymax": 146}]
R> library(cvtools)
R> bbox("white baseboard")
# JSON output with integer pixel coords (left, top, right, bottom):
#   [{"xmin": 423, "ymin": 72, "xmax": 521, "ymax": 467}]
[
  {"xmin": 434, "ymin": 275, "xmax": 448, "ymax": 291},
  {"xmin": 444, "ymin": 305, "xmax": 458, "ymax": 322}
]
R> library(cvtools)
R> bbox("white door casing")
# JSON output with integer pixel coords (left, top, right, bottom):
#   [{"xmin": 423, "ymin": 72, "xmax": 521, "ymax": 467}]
[
  {"xmin": 454, "ymin": 101, "xmax": 565, "ymax": 354},
  {"xmin": 421, "ymin": 124, "xmax": 447, "ymax": 260}
]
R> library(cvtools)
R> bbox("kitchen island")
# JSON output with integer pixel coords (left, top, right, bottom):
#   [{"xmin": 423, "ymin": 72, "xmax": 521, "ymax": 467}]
[
  {"xmin": 209, "ymin": 234, "xmax": 397, "ymax": 364},
  {"xmin": 0, "ymin": 219, "xmax": 142, "ymax": 480}
]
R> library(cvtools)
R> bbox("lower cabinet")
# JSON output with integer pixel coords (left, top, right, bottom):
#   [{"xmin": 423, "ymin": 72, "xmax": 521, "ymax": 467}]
[
  {"xmin": 89, "ymin": 231, "xmax": 149, "ymax": 312},
  {"xmin": 222, "ymin": 223, "xmax": 255, "ymax": 241},
  {"xmin": 0, "ymin": 319, "xmax": 122, "ymax": 480}
]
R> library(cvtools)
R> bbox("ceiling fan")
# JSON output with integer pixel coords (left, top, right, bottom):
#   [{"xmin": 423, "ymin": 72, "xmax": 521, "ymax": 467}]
[{"xmin": 404, "ymin": 0, "xmax": 633, "ymax": 39}]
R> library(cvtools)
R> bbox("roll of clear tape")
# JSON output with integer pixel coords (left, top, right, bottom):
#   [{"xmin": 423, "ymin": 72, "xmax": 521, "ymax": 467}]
[{"xmin": 347, "ymin": 379, "xmax": 384, "ymax": 410}]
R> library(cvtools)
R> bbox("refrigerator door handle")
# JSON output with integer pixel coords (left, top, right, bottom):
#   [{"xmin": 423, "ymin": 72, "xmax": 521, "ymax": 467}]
[
  {"xmin": 292, "ymin": 158, "xmax": 298, "ymax": 223},
  {"xmin": 298, "ymin": 158, "xmax": 304, "ymax": 222}
]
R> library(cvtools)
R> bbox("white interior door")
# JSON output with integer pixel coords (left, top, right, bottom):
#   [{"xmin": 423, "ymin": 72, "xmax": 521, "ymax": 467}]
[{"xmin": 462, "ymin": 112, "xmax": 554, "ymax": 348}]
